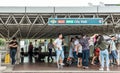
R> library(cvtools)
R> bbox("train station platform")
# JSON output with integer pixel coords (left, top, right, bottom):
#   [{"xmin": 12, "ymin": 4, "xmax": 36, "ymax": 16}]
[{"xmin": 2, "ymin": 63, "xmax": 120, "ymax": 73}]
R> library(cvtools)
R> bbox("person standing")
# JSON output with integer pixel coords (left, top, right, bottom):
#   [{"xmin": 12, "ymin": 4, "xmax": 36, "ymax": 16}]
[
  {"xmin": 9, "ymin": 37, "xmax": 18, "ymax": 65},
  {"xmin": 91, "ymin": 35, "xmax": 100, "ymax": 65},
  {"xmin": 28, "ymin": 42, "xmax": 33, "ymax": 63},
  {"xmin": 44, "ymin": 40, "xmax": 48, "ymax": 52},
  {"xmin": 20, "ymin": 48, "xmax": 24, "ymax": 64},
  {"xmin": 34, "ymin": 40, "xmax": 39, "ymax": 50},
  {"xmin": 109, "ymin": 36, "xmax": 119, "ymax": 66},
  {"xmin": 73, "ymin": 36, "xmax": 79, "ymax": 62},
  {"xmin": 80, "ymin": 34, "xmax": 90, "ymax": 69},
  {"xmin": 53, "ymin": 33, "xmax": 64, "ymax": 69},
  {"xmin": 69, "ymin": 38, "xmax": 74, "ymax": 58},
  {"xmin": 80, "ymin": 34, "xmax": 97, "ymax": 69},
  {"xmin": 47, "ymin": 39, "xmax": 54, "ymax": 63},
  {"xmin": 89, "ymin": 36, "xmax": 94, "ymax": 57},
  {"xmin": 76, "ymin": 40, "xmax": 82, "ymax": 68},
  {"xmin": 95, "ymin": 35, "xmax": 110, "ymax": 71}
]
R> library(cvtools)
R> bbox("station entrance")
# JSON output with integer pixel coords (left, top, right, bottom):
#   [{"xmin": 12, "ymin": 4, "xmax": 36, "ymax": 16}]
[{"xmin": 0, "ymin": 7, "xmax": 120, "ymax": 72}]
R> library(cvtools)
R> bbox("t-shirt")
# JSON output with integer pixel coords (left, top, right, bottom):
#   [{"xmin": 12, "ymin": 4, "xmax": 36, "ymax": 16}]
[
  {"xmin": 54, "ymin": 38, "xmax": 62, "ymax": 50},
  {"xmin": 9, "ymin": 41, "xmax": 18, "ymax": 49},
  {"xmin": 48, "ymin": 43, "xmax": 54, "ymax": 49},
  {"xmin": 78, "ymin": 45, "xmax": 82, "ymax": 53},
  {"xmin": 33, "ymin": 42, "xmax": 39, "ymax": 48},
  {"xmin": 110, "ymin": 40, "xmax": 117, "ymax": 51},
  {"xmin": 74, "ymin": 39, "xmax": 82, "ymax": 53},
  {"xmin": 89, "ymin": 38, "xmax": 94, "ymax": 46},
  {"xmin": 74, "ymin": 39, "xmax": 79, "ymax": 51},
  {"xmin": 80, "ymin": 38, "xmax": 90, "ymax": 50},
  {"xmin": 29, "ymin": 45, "xmax": 33, "ymax": 52}
]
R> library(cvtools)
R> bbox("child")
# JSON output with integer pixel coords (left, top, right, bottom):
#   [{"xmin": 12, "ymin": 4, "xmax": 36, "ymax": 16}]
[{"xmin": 77, "ymin": 44, "xmax": 82, "ymax": 68}]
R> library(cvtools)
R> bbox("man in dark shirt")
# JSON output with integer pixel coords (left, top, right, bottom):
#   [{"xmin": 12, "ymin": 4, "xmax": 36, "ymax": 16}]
[
  {"xmin": 80, "ymin": 34, "xmax": 90, "ymax": 69},
  {"xmin": 9, "ymin": 37, "xmax": 18, "ymax": 65},
  {"xmin": 80, "ymin": 34, "xmax": 97, "ymax": 69}
]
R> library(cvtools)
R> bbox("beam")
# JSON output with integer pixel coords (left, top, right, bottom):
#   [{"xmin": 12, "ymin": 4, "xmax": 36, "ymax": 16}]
[
  {"xmin": 18, "ymin": 15, "xmax": 26, "ymax": 38},
  {"xmin": 31, "ymin": 25, "xmax": 48, "ymax": 39},
  {"xmin": 0, "ymin": 17, "xmax": 8, "ymax": 31},
  {"xmin": 10, "ymin": 29, "xmax": 20, "ymax": 40},
  {"xmin": 0, "ymin": 32, "xmax": 6, "ymax": 39},
  {"xmin": 111, "ymin": 14, "xmax": 115, "ymax": 24},
  {"xmin": 103, "ymin": 15, "xmax": 110, "ymax": 23},
  {"xmin": 26, "ymin": 15, "xmax": 39, "ymax": 38},
  {"xmin": 37, "ymin": 26, "xmax": 56, "ymax": 38},
  {"xmin": 40, "ymin": 15, "xmax": 45, "ymax": 24}
]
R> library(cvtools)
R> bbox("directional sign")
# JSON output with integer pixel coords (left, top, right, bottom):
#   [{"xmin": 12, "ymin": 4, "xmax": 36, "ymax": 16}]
[{"xmin": 48, "ymin": 18, "xmax": 103, "ymax": 25}]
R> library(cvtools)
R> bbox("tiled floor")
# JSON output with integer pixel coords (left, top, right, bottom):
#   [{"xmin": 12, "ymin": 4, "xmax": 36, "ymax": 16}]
[
  {"xmin": 2, "ymin": 63, "xmax": 120, "ymax": 73},
  {"xmin": 0, "ymin": 63, "xmax": 120, "ymax": 73}
]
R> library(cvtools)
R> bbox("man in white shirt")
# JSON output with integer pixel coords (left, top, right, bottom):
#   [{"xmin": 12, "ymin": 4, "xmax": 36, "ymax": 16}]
[{"xmin": 53, "ymin": 33, "xmax": 64, "ymax": 69}]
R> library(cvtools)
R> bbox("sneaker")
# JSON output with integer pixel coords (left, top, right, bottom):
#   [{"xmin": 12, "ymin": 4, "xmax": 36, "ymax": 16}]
[
  {"xmin": 57, "ymin": 64, "xmax": 60, "ymax": 69},
  {"xmin": 60, "ymin": 63, "xmax": 65, "ymax": 66},
  {"xmin": 85, "ymin": 67, "xmax": 89, "ymax": 69},
  {"xmin": 60, "ymin": 65, "xmax": 63, "ymax": 69},
  {"xmin": 83, "ymin": 66, "xmax": 89, "ymax": 69},
  {"xmin": 99, "ymin": 68, "xmax": 104, "ymax": 71},
  {"xmin": 106, "ymin": 68, "xmax": 110, "ymax": 71}
]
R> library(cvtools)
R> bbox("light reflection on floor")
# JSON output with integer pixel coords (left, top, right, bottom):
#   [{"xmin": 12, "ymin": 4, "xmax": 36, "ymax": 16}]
[{"xmin": 21, "ymin": 56, "xmax": 56, "ymax": 63}]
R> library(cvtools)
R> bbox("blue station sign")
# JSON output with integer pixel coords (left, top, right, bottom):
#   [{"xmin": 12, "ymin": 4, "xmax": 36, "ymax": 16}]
[{"xmin": 48, "ymin": 18, "xmax": 103, "ymax": 25}]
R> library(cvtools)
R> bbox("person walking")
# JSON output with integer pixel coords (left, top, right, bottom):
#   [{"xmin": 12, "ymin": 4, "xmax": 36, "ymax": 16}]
[
  {"xmin": 95, "ymin": 35, "xmax": 110, "ymax": 71},
  {"xmin": 53, "ymin": 33, "xmax": 64, "ymax": 69},
  {"xmin": 48, "ymin": 39, "xmax": 54, "ymax": 63}
]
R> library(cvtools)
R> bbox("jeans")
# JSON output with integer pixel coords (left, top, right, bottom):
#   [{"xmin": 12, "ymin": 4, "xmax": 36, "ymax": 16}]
[
  {"xmin": 109, "ymin": 50, "xmax": 118, "ymax": 60},
  {"xmin": 73, "ymin": 51, "xmax": 78, "ymax": 60},
  {"xmin": 56, "ymin": 49, "xmax": 64, "ymax": 62},
  {"xmin": 100, "ymin": 49, "xmax": 109, "ymax": 68},
  {"xmin": 29, "ymin": 51, "xmax": 33, "ymax": 63},
  {"xmin": 10, "ymin": 49, "xmax": 17, "ymax": 65},
  {"xmin": 82, "ymin": 49, "xmax": 89, "ymax": 66}
]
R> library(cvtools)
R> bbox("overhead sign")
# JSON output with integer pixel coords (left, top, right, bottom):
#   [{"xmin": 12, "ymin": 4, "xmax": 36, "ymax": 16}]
[{"xmin": 48, "ymin": 18, "xmax": 103, "ymax": 25}]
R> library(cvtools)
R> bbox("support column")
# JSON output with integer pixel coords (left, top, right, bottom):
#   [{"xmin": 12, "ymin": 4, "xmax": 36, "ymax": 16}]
[{"xmin": 16, "ymin": 38, "xmax": 21, "ymax": 64}]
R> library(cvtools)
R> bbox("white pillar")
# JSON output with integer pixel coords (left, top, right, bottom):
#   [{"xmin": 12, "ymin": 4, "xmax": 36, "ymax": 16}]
[{"xmin": 16, "ymin": 38, "xmax": 21, "ymax": 64}]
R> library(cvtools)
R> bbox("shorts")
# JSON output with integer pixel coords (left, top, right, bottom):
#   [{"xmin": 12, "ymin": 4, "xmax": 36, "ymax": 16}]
[
  {"xmin": 56, "ymin": 49, "xmax": 64, "ymax": 62},
  {"xmin": 109, "ymin": 50, "xmax": 118, "ymax": 60},
  {"xmin": 78, "ymin": 53, "xmax": 82, "ymax": 58},
  {"xmin": 94, "ymin": 48, "xmax": 100, "ymax": 56}
]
